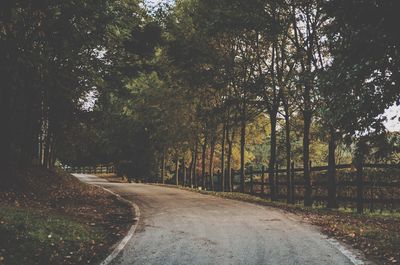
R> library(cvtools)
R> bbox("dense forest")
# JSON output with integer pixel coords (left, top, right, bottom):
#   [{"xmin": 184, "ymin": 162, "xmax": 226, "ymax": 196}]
[{"xmin": 1, "ymin": 0, "xmax": 399, "ymax": 212}]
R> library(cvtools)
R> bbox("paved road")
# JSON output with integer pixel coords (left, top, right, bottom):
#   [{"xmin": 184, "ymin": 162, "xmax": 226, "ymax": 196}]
[{"xmin": 75, "ymin": 174, "xmax": 365, "ymax": 265}]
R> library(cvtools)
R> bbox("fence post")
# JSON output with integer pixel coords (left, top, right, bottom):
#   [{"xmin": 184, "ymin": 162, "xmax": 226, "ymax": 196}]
[
  {"xmin": 261, "ymin": 166, "xmax": 265, "ymax": 195},
  {"xmin": 250, "ymin": 166, "xmax": 254, "ymax": 194}
]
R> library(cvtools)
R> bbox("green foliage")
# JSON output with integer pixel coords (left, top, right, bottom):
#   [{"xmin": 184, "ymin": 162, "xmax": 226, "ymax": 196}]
[{"xmin": 3, "ymin": 0, "xmax": 398, "ymax": 192}]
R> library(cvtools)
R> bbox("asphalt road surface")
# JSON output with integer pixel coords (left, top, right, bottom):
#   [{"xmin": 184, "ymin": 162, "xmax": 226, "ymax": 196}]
[{"xmin": 75, "ymin": 174, "xmax": 366, "ymax": 265}]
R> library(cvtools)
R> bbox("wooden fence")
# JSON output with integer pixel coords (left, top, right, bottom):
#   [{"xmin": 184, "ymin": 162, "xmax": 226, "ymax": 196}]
[
  {"xmin": 169, "ymin": 162, "xmax": 400, "ymax": 212},
  {"xmin": 65, "ymin": 162, "xmax": 400, "ymax": 212},
  {"xmin": 64, "ymin": 165, "xmax": 116, "ymax": 174}
]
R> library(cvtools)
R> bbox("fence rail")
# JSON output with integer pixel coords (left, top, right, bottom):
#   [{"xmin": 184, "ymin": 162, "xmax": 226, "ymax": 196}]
[
  {"xmin": 64, "ymin": 165, "xmax": 116, "ymax": 174},
  {"xmin": 65, "ymin": 162, "xmax": 400, "ymax": 212},
  {"xmin": 165, "ymin": 162, "xmax": 400, "ymax": 212}
]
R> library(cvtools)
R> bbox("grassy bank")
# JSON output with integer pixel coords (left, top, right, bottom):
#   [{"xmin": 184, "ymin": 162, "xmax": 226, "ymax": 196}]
[{"xmin": 0, "ymin": 168, "xmax": 133, "ymax": 265}]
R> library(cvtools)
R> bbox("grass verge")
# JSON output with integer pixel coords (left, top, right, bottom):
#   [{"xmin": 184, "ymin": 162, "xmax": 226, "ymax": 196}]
[{"xmin": 0, "ymin": 168, "xmax": 133, "ymax": 265}]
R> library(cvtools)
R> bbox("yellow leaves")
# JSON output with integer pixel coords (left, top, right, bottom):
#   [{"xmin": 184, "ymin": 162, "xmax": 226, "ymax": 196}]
[{"xmin": 348, "ymin": 232, "xmax": 356, "ymax": 238}]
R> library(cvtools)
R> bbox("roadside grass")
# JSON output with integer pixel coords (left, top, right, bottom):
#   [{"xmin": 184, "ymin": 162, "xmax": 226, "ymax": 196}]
[
  {"xmin": 0, "ymin": 206, "xmax": 104, "ymax": 265},
  {"xmin": 0, "ymin": 168, "xmax": 134, "ymax": 265}
]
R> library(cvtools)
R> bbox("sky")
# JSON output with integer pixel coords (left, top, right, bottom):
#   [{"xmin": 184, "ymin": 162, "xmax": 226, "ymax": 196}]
[
  {"xmin": 144, "ymin": 0, "xmax": 173, "ymax": 8},
  {"xmin": 383, "ymin": 105, "xmax": 400, "ymax": 132}
]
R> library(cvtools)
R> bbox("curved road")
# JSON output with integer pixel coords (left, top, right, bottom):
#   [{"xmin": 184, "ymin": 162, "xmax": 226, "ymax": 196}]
[{"xmin": 75, "ymin": 174, "xmax": 366, "ymax": 265}]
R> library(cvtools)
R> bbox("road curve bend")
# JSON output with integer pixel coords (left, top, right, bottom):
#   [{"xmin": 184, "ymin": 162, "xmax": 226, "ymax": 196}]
[{"xmin": 75, "ymin": 174, "xmax": 367, "ymax": 265}]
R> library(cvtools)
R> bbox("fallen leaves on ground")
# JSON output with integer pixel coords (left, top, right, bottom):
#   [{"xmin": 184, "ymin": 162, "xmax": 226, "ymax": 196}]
[{"xmin": 0, "ymin": 168, "xmax": 133, "ymax": 265}]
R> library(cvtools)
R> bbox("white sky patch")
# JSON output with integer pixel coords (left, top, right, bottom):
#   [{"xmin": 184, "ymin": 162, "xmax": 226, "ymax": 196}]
[
  {"xmin": 81, "ymin": 89, "xmax": 98, "ymax": 111},
  {"xmin": 144, "ymin": 0, "xmax": 174, "ymax": 9},
  {"xmin": 383, "ymin": 104, "xmax": 400, "ymax": 132}
]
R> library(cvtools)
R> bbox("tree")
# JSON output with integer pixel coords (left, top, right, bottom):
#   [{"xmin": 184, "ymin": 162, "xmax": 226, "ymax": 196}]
[{"xmin": 289, "ymin": 0, "xmax": 328, "ymax": 206}]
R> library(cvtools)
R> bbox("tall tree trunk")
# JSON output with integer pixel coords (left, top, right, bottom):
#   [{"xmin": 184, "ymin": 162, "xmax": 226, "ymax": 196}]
[
  {"xmin": 182, "ymin": 159, "xmax": 186, "ymax": 187},
  {"xmin": 43, "ymin": 133, "xmax": 51, "ymax": 169},
  {"xmin": 193, "ymin": 140, "xmax": 198, "ymax": 187},
  {"xmin": 240, "ymin": 117, "xmax": 246, "ymax": 193},
  {"xmin": 175, "ymin": 156, "xmax": 179, "ymax": 186},
  {"xmin": 48, "ymin": 137, "xmax": 54, "ymax": 169},
  {"xmin": 355, "ymin": 138, "xmax": 366, "ymax": 214},
  {"xmin": 284, "ymin": 113, "xmax": 292, "ymax": 204},
  {"xmin": 220, "ymin": 124, "xmax": 226, "ymax": 192},
  {"xmin": 189, "ymin": 149, "xmax": 194, "ymax": 187},
  {"xmin": 268, "ymin": 110, "xmax": 277, "ymax": 201},
  {"xmin": 292, "ymin": 4, "xmax": 314, "ymax": 207},
  {"xmin": 303, "ymin": 109, "xmax": 312, "ymax": 207},
  {"xmin": 201, "ymin": 133, "xmax": 208, "ymax": 189},
  {"xmin": 46, "ymin": 136, "xmax": 53, "ymax": 169},
  {"xmin": 39, "ymin": 135, "xmax": 44, "ymax": 166},
  {"xmin": 209, "ymin": 134, "xmax": 216, "ymax": 191},
  {"xmin": 327, "ymin": 126, "xmax": 338, "ymax": 208},
  {"xmin": 356, "ymin": 162, "xmax": 364, "ymax": 214},
  {"xmin": 49, "ymin": 136, "xmax": 57, "ymax": 167},
  {"xmin": 0, "ymin": 80, "xmax": 12, "ymax": 183},
  {"xmin": 161, "ymin": 148, "xmax": 166, "ymax": 184},
  {"xmin": 226, "ymin": 127, "xmax": 234, "ymax": 192}
]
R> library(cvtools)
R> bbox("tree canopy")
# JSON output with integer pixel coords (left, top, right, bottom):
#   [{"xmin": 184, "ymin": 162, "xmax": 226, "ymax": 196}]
[{"xmin": 1, "ymin": 0, "xmax": 399, "ymax": 211}]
